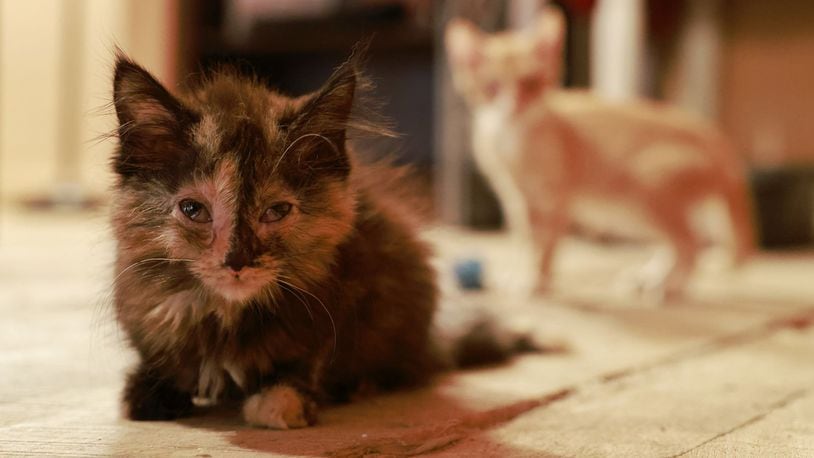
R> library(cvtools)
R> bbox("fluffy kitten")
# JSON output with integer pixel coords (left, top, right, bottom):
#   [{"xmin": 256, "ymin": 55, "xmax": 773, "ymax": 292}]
[
  {"xmin": 446, "ymin": 8, "xmax": 755, "ymax": 299},
  {"xmin": 110, "ymin": 51, "xmax": 444, "ymax": 428}
]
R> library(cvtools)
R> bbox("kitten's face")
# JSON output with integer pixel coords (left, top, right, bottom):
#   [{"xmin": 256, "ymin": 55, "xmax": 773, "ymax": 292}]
[
  {"xmin": 112, "ymin": 57, "xmax": 357, "ymax": 304},
  {"xmin": 446, "ymin": 8, "xmax": 564, "ymax": 115}
]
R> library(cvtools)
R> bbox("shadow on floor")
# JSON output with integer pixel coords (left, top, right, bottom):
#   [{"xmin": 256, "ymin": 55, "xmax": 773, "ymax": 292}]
[{"xmin": 151, "ymin": 380, "xmax": 571, "ymax": 457}]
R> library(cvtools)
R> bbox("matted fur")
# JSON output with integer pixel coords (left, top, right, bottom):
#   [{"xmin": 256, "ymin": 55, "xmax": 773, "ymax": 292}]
[{"xmin": 111, "ymin": 50, "xmax": 441, "ymax": 426}]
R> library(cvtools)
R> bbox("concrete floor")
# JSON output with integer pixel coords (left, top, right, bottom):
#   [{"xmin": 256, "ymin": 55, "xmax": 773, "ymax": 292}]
[{"xmin": 2, "ymin": 209, "xmax": 814, "ymax": 457}]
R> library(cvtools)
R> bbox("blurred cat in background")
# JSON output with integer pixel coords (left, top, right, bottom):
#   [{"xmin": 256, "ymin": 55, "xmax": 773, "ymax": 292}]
[{"xmin": 446, "ymin": 7, "xmax": 754, "ymax": 300}]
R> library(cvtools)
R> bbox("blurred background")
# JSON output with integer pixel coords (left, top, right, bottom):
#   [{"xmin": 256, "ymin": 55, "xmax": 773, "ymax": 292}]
[
  {"xmin": 1, "ymin": 0, "xmax": 814, "ymax": 246},
  {"xmin": 5, "ymin": 3, "xmax": 814, "ymax": 453}
]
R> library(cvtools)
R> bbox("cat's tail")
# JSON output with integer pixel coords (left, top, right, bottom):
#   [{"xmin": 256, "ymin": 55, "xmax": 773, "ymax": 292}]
[
  {"xmin": 445, "ymin": 318, "xmax": 540, "ymax": 368},
  {"xmin": 431, "ymin": 299, "xmax": 553, "ymax": 370}
]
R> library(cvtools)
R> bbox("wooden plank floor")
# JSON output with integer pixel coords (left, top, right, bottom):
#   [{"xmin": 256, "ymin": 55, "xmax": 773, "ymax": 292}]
[{"xmin": 1, "ymin": 210, "xmax": 813, "ymax": 457}]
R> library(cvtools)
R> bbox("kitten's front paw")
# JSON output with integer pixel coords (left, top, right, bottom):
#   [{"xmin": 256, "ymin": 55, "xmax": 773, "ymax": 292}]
[{"xmin": 242, "ymin": 385, "xmax": 317, "ymax": 429}]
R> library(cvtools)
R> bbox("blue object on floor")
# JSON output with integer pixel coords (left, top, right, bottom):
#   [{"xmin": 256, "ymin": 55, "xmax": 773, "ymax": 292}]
[{"xmin": 454, "ymin": 258, "xmax": 483, "ymax": 290}]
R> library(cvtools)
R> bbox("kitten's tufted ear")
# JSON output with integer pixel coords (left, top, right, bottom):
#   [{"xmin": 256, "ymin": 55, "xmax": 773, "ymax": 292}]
[
  {"xmin": 535, "ymin": 7, "xmax": 565, "ymax": 61},
  {"xmin": 112, "ymin": 53, "xmax": 197, "ymax": 179},
  {"xmin": 113, "ymin": 54, "xmax": 191, "ymax": 132},
  {"xmin": 288, "ymin": 52, "xmax": 358, "ymax": 178},
  {"xmin": 306, "ymin": 55, "xmax": 357, "ymax": 135},
  {"xmin": 445, "ymin": 18, "xmax": 483, "ymax": 70}
]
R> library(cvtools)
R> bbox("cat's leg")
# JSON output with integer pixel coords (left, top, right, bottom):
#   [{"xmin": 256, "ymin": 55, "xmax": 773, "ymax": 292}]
[
  {"xmin": 615, "ymin": 245, "xmax": 675, "ymax": 302},
  {"xmin": 648, "ymin": 203, "xmax": 700, "ymax": 301},
  {"xmin": 123, "ymin": 362, "xmax": 193, "ymax": 421},
  {"xmin": 481, "ymin": 166, "xmax": 540, "ymax": 294},
  {"xmin": 482, "ymin": 161, "xmax": 532, "ymax": 238},
  {"xmin": 528, "ymin": 200, "xmax": 570, "ymax": 294},
  {"xmin": 242, "ymin": 383, "xmax": 318, "ymax": 429}
]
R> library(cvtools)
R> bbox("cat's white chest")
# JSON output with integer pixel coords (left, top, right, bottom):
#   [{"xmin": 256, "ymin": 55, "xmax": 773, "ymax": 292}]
[{"xmin": 472, "ymin": 107, "xmax": 523, "ymax": 168}]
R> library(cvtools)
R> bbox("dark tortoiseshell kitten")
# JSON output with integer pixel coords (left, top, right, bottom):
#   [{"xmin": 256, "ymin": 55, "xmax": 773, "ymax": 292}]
[{"xmin": 111, "ymin": 51, "xmax": 441, "ymax": 429}]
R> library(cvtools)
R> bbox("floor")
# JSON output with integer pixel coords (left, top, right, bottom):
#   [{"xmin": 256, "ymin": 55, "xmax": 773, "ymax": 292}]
[{"xmin": 1, "ymin": 209, "xmax": 814, "ymax": 457}]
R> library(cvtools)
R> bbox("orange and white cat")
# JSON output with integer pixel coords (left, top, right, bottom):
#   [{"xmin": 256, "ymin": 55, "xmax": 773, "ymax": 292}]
[{"xmin": 445, "ymin": 8, "xmax": 754, "ymax": 300}]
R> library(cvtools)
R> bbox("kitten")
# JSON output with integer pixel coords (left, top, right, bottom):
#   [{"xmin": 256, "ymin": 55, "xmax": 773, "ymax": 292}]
[
  {"xmin": 110, "ymin": 50, "xmax": 448, "ymax": 429},
  {"xmin": 445, "ymin": 8, "xmax": 755, "ymax": 299}
]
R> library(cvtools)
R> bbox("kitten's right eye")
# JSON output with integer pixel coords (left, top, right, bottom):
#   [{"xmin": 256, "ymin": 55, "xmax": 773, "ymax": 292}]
[{"xmin": 179, "ymin": 199, "xmax": 212, "ymax": 223}]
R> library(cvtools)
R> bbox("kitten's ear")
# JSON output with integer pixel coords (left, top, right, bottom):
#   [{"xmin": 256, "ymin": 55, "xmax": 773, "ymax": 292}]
[
  {"xmin": 445, "ymin": 18, "xmax": 483, "ymax": 70},
  {"xmin": 113, "ymin": 54, "xmax": 190, "ymax": 132},
  {"xmin": 112, "ymin": 53, "xmax": 196, "ymax": 178},
  {"xmin": 535, "ymin": 7, "xmax": 565, "ymax": 60},
  {"xmin": 288, "ymin": 53, "xmax": 358, "ymax": 178},
  {"xmin": 307, "ymin": 55, "xmax": 357, "ymax": 134}
]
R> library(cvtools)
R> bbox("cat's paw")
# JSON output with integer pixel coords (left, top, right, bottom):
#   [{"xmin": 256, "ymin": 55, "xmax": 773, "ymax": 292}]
[
  {"xmin": 242, "ymin": 385, "xmax": 317, "ymax": 429},
  {"xmin": 613, "ymin": 248, "xmax": 676, "ymax": 304},
  {"xmin": 531, "ymin": 275, "xmax": 554, "ymax": 296}
]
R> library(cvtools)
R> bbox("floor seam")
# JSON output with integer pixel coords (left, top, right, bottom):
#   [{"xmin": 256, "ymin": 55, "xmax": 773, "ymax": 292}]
[
  {"xmin": 668, "ymin": 388, "xmax": 809, "ymax": 458},
  {"xmin": 597, "ymin": 307, "xmax": 814, "ymax": 385}
]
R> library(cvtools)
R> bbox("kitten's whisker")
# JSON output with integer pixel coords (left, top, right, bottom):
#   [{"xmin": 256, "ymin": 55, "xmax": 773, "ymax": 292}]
[
  {"xmin": 276, "ymin": 275, "xmax": 337, "ymax": 360},
  {"xmin": 111, "ymin": 257, "xmax": 194, "ymax": 287},
  {"xmin": 272, "ymin": 133, "xmax": 339, "ymax": 175},
  {"xmin": 276, "ymin": 279, "xmax": 315, "ymax": 322}
]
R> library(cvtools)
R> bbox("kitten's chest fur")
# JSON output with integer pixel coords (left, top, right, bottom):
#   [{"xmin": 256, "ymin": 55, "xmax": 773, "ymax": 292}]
[{"xmin": 119, "ymin": 284, "xmax": 323, "ymax": 397}]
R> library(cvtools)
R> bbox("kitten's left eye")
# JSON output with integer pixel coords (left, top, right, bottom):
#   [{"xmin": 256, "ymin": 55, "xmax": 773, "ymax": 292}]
[{"xmin": 261, "ymin": 202, "xmax": 293, "ymax": 223}]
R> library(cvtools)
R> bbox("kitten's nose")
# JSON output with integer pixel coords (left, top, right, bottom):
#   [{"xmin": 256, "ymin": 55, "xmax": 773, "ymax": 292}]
[{"xmin": 223, "ymin": 249, "xmax": 253, "ymax": 273}]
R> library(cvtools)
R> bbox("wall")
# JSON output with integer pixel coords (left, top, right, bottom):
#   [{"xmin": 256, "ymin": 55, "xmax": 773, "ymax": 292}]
[
  {"xmin": 0, "ymin": 0, "xmax": 176, "ymax": 204},
  {"xmin": 720, "ymin": 0, "xmax": 814, "ymax": 166}
]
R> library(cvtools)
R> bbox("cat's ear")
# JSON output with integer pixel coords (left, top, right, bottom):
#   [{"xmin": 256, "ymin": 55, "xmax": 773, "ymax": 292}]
[
  {"xmin": 306, "ymin": 55, "xmax": 357, "ymax": 135},
  {"xmin": 445, "ymin": 18, "xmax": 483, "ymax": 70},
  {"xmin": 112, "ymin": 53, "xmax": 196, "ymax": 178},
  {"xmin": 535, "ymin": 7, "xmax": 565, "ymax": 62},
  {"xmin": 287, "ymin": 53, "xmax": 358, "ymax": 178},
  {"xmin": 113, "ymin": 54, "xmax": 191, "ymax": 132}
]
